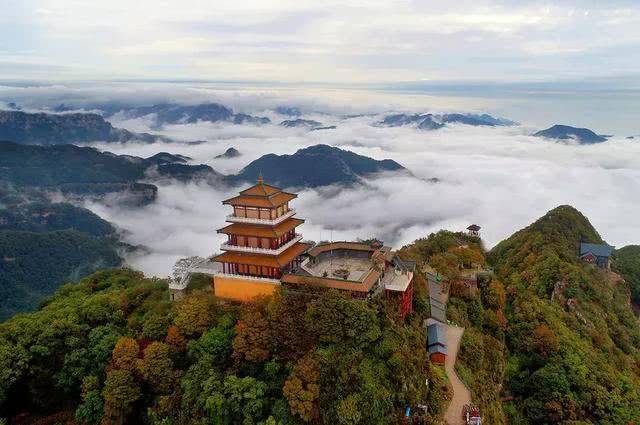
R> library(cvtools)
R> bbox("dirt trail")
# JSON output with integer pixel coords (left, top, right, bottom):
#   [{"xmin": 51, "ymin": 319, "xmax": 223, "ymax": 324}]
[{"xmin": 444, "ymin": 325, "xmax": 471, "ymax": 425}]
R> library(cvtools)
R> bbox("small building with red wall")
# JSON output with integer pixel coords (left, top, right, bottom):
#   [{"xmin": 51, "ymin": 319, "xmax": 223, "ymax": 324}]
[{"xmin": 427, "ymin": 322, "xmax": 447, "ymax": 365}]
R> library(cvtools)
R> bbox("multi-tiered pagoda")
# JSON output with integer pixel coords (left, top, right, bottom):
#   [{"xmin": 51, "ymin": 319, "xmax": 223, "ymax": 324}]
[{"xmin": 211, "ymin": 177, "xmax": 311, "ymax": 301}]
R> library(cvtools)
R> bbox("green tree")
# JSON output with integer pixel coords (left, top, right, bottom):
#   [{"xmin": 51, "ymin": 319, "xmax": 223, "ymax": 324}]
[
  {"xmin": 174, "ymin": 293, "xmax": 217, "ymax": 337},
  {"xmin": 306, "ymin": 291, "xmax": 381, "ymax": 348},
  {"xmin": 203, "ymin": 375, "xmax": 268, "ymax": 425},
  {"xmin": 75, "ymin": 376, "xmax": 103, "ymax": 424},
  {"xmin": 138, "ymin": 342, "xmax": 174, "ymax": 394},
  {"xmin": 102, "ymin": 369, "xmax": 141, "ymax": 424}
]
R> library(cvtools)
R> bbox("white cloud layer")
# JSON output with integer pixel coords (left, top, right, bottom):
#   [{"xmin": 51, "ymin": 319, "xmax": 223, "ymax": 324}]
[{"xmin": 66, "ymin": 86, "xmax": 640, "ymax": 277}]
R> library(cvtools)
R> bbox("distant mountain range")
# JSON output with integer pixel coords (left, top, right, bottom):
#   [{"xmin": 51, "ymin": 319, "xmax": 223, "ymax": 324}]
[
  {"xmin": 0, "ymin": 140, "xmax": 408, "ymax": 197},
  {"xmin": 0, "ymin": 141, "xmax": 222, "ymax": 204},
  {"xmin": 533, "ymin": 124, "xmax": 608, "ymax": 144},
  {"xmin": 280, "ymin": 118, "xmax": 322, "ymax": 128},
  {"xmin": 378, "ymin": 112, "xmax": 517, "ymax": 130},
  {"xmin": 105, "ymin": 102, "xmax": 271, "ymax": 127},
  {"xmin": 226, "ymin": 144, "xmax": 407, "ymax": 188},
  {"xmin": 0, "ymin": 110, "xmax": 168, "ymax": 145},
  {"xmin": 275, "ymin": 106, "xmax": 302, "ymax": 116}
]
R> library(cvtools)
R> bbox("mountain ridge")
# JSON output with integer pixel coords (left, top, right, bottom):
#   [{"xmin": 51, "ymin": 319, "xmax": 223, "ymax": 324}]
[
  {"xmin": 226, "ymin": 144, "xmax": 407, "ymax": 188},
  {"xmin": 533, "ymin": 124, "xmax": 607, "ymax": 144},
  {"xmin": 0, "ymin": 110, "xmax": 168, "ymax": 145}
]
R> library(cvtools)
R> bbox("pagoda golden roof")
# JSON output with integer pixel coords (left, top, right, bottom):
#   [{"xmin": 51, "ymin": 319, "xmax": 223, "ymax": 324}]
[
  {"xmin": 240, "ymin": 181, "xmax": 282, "ymax": 196},
  {"xmin": 217, "ymin": 218, "xmax": 304, "ymax": 238},
  {"xmin": 223, "ymin": 191, "xmax": 297, "ymax": 208},
  {"xmin": 213, "ymin": 242, "xmax": 311, "ymax": 267},
  {"xmin": 223, "ymin": 179, "xmax": 298, "ymax": 208}
]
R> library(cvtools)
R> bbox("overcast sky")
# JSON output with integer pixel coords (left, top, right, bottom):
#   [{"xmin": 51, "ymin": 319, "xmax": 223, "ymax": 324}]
[{"xmin": 2, "ymin": 0, "xmax": 640, "ymax": 84}]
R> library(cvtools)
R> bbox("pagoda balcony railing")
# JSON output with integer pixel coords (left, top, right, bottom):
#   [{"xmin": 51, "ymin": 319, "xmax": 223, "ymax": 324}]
[
  {"xmin": 213, "ymin": 272, "xmax": 280, "ymax": 284},
  {"xmin": 226, "ymin": 209, "xmax": 295, "ymax": 225},
  {"xmin": 220, "ymin": 234, "xmax": 303, "ymax": 255}
]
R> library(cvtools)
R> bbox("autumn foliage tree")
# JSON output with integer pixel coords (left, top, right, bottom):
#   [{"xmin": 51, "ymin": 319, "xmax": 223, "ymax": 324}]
[
  {"xmin": 232, "ymin": 300, "xmax": 272, "ymax": 364},
  {"xmin": 173, "ymin": 292, "xmax": 217, "ymax": 337},
  {"xmin": 283, "ymin": 354, "xmax": 320, "ymax": 422},
  {"xmin": 267, "ymin": 290, "xmax": 314, "ymax": 361},
  {"xmin": 165, "ymin": 325, "xmax": 186, "ymax": 351},
  {"xmin": 530, "ymin": 324, "xmax": 559, "ymax": 358},
  {"xmin": 138, "ymin": 341, "xmax": 174, "ymax": 394},
  {"xmin": 111, "ymin": 337, "xmax": 139, "ymax": 373}
]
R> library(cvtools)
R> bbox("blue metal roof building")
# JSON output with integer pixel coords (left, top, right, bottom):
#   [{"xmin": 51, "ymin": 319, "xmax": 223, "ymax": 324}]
[
  {"xmin": 579, "ymin": 243, "xmax": 615, "ymax": 269},
  {"xmin": 427, "ymin": 323, "xmax": 447, "ymax": 348}
]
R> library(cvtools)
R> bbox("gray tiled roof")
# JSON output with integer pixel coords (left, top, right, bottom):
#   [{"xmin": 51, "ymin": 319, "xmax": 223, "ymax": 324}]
[
  {"xmin": 429, "ymin": 344, "xmax": 448, "ymax": 355},
  {"xmin": 580, "ymin": 243, "xmax": 615, "ymax": 258},
  {"xmin": 427, "ymin": 323, "xmax": 447, "ymax": 347},
  {"xmin": 430, "ymin": 304, "xmax": 447, "ymax": 323}
]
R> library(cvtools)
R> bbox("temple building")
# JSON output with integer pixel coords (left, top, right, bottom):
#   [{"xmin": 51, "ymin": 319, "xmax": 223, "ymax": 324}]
[
  {"xmin": 209, "ymin": 179, "xmax": 415, "ymax": 319},
  {"xmin": 281, "ymin": 241, "xmax": 415, "ymax": 319},
  {"xmin": 211, "ymin": 177, "xmax": 311, "ymax": 301},
  {"xmin": 579, "ymin": 242, "xmax": 615, "ymax": 269}
]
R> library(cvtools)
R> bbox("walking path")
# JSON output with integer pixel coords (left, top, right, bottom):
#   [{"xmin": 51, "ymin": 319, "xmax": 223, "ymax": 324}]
[
  {"xmin": 443, "ymin": 325, "xmax": 471, "ymax": 425},
  {"xmin": 426, "ymin": 266, "xmax": 473, "ymax": 424}
]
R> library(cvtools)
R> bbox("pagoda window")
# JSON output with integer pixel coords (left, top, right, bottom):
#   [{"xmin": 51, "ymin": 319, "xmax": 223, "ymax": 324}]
[
  {"xmin": 261, "ymin": 238, "xmax": 270, "ymax": 249},
  {"xmin": 270, "ymin": 209, "xmax": 276, "ymax": 219},
  {"xmin": 283, "ymin": 203, "xmax": 289, "ymax": 213},
  {"xmin": 246, "ymin": 207, "xmax": 259, "ymax": 219},
  {"xmin": 248, "ymin": 236, "xmax": 259, "ymax": 248},
  {"xmin": 237, "ymin": 235, "xmax": 246, "ymax": 246}
]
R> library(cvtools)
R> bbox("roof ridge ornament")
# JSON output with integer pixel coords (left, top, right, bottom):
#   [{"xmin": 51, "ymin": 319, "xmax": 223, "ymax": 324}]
[{"xmin": 258, "ymin": 173, "xmax": 264, "ymax": 184}]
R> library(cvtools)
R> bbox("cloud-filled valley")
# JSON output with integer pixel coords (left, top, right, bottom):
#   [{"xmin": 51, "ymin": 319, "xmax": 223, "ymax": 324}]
[{"xmin": 2, "ymin": 83, "xmax": 638, "ymax": 277}]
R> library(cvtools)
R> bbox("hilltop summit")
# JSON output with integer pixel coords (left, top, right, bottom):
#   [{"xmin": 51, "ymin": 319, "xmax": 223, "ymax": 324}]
[
  {"xmin": 490, "ymin": 205, "xmax": 604, "ymax": 268},
  {"xmin": 227, "ymin": 144, "xmax": 406, "ymax": 188},
  {"xmin": 533, "ymin": 124, "xmax": 607, "ymax": 144}
]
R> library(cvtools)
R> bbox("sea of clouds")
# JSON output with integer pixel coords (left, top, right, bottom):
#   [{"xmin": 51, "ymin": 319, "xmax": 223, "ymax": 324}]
[{"xmin": 3, "ymin": 83, "xmax": 638, "ymax": 277}]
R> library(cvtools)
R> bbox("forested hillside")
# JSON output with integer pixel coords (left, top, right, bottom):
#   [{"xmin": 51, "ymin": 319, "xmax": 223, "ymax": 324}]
[
  {"xmin": 614, "ymin": 245, "xmax": 640, "ymax": 306},
  {"xmin": 489, "ymin": 206, "xmax": 640, "ymax": 423},
  {"xmin": 2, "ymin": 206, "xmax": 639, "ymax": 424},
  {"xmin": 0, "ymin": 230, "xmax": 122, "ymax": 320},
  {"xmin": 0, "ymin": 186, "xmax": 123, "ymax": 319},
  {"xmin": 400, "ymin": 206, "xmax": 640, "ymax": 424},
  {"xmin": 0, "ymin": 269, "xmax": 449, "ymax": 424},
  {"xmin": 399, "ymin": 231, "xmax": 507, "ymax": 424}
]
